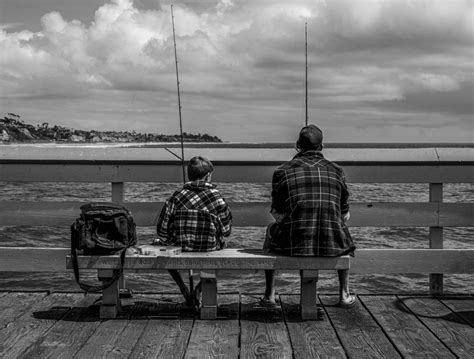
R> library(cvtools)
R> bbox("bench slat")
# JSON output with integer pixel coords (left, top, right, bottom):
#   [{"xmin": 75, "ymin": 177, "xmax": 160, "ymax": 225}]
[{"xmin": 65, "ymin": 248, "xmax": 350, "ymax": 271}]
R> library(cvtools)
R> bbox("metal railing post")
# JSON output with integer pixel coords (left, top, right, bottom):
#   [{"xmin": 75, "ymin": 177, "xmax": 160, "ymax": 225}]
[{"xmin": 429, "ymin": 183, "xmax": 443, "ymax": 296}]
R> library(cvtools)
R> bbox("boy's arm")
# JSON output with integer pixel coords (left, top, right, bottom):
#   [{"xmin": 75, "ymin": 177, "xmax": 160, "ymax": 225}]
[
  {"xmin": 155, "ymin": 199, "xmax": 175, "ymax": 245},
  {"xmin": 217, "ymin": 197, "xmax": 232, "ymax": 237}
]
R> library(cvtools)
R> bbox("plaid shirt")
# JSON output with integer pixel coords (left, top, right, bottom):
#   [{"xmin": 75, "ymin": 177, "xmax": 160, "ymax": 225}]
[
  {"xmin": 156, "ymin": 181, "xmax": 232, "ymax": 251},
  {"xmin": 270, "ymin": 150, "xmax": 355, "ymax": 257}
]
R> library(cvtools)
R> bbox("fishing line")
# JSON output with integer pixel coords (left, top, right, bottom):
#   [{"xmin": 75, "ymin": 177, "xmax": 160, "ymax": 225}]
[
  {"xmin": 171, "ymin": 4, "xmax": 186, "ymax": 184},
  {"xmin": 170, "ymin": 4, "xmax": 194, "ymax": 293}
]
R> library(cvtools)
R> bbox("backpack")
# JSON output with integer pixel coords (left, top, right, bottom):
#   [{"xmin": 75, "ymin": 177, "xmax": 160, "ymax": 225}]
[{"xmin": 70, "ymin": 202, "xmax": 137, "ymax": 293}]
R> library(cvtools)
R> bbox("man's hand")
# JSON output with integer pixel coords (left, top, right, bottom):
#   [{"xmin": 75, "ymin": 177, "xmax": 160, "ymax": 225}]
[
  {"xmin": 270, "ymin": 208, "xmax": 285, "ymax": 223},
  {"xmin": 342, "ymin": 212, "xmax": 350, "ymax": 222}
]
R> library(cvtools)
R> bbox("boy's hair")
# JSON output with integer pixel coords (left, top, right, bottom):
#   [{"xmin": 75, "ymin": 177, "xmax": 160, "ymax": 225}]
[{"xmin": 187, "ymin": 156, "xmax": 214, "ymax": 181}]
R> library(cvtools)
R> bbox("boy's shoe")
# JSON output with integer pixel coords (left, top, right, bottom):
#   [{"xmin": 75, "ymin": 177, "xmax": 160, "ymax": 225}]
[{"xmin": 258, "ymin": 297, "xmax": 279, "ymax": 309}]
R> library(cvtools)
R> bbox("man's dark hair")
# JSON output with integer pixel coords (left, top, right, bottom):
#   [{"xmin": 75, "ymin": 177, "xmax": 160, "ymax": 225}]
[
  {"xmin": 296, "ymin": 124, "xmax": 323, "ymax": 151},
  {"xmin": 187, "ymin": 156, "xmax": 214, "ymax": 181}
]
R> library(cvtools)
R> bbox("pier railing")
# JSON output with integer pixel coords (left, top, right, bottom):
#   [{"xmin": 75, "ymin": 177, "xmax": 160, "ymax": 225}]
[{"xmin": 0, "ymin": 145, "xmax": 473, "ymax": 295}]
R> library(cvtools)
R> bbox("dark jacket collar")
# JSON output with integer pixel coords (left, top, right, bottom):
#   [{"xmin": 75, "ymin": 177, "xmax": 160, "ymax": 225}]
[
  {"xmin": 293, "ymin": 150, "xmax": 324, "ymax": 160},
  {"xmin": 184, "ymin": 180, "xmax": 216, "ymax": 191}
]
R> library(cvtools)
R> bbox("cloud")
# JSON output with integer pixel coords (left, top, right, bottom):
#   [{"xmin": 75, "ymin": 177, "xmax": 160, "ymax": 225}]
[
  {"xmin": 0, "ymin": 0, "xmax": 472, "ymax": 141},
  {"xmin": 366, "ymin": 80, "xmax": 474, "ymax": 116}
]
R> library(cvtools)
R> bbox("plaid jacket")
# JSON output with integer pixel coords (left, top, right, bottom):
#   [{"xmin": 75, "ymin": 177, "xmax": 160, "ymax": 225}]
[
  {"xmin": 270, "ymin": 150, "xmax": 355, "ymax": 257},
  {"xmin": 156, "ymin": 181, "xmax": 232, "ymax": 251}
]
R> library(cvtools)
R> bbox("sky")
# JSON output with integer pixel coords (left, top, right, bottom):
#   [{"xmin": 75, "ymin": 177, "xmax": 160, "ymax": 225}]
[{"xmin": 0, "ymin": 0, "xmax": 473, "ymax": 143}]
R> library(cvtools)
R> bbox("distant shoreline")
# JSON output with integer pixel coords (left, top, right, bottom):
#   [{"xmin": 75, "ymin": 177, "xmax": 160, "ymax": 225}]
[
  {"xmin": 129, "ymin": 142, "xmax": 474, "ymax": 149},
  {"xmin": 1, "ymin": 141, "xmax": 472, "ymax": 149}
]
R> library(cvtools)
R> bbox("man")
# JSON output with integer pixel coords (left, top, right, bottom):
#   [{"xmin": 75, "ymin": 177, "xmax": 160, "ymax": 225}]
[
  {"xmin": 262, "ymin": 124, "xmax": 356, "ymax": 308},
  {"xmin": 155, "ymin": 156, "xmax": 232, "ymax": 305}
]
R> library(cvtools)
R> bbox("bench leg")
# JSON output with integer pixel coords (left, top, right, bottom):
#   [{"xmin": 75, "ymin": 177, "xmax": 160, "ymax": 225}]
[
  {"xmin": 200, "ymin": 270, "xmax": 217, "ymax": 319},
  {"xmin": 98, "ymin": 269, "xmax": 121, "ymax": 319},
  {"xmin": 300, "ymin": 270, "xmax": 319, "ymax": 320}
]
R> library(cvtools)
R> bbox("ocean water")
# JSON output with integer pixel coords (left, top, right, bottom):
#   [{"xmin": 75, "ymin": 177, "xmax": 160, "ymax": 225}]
[{"xmin": 0, "ymin": 180, "xmax": 472, "ymax": 295}]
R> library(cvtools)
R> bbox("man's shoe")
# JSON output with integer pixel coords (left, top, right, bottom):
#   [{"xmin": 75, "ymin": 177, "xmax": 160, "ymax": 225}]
[
  {"xmin": 337, "ymin": 293, "xmax": 356, "ymax": 308},
  {"xmin": 119, "ymin": 288, "xmax": 134, "ymax": 299}
]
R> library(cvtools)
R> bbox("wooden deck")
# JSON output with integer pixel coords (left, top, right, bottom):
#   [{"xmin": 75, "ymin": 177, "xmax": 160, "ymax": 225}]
[{"xmin": 1, "ymin": 291, "xmax": 472, "ymax": 358}]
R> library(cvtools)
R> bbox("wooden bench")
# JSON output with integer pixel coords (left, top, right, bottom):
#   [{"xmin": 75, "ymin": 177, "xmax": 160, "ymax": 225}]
[{"xmin": 66, "ymin": 246, "xmax": 350, "ymax": 320}]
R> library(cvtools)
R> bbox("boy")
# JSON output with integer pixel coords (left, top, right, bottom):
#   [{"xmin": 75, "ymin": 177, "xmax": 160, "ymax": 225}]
[{"xmin": 154, "ymin": 156, "xmax": 232, "ymax": 305}]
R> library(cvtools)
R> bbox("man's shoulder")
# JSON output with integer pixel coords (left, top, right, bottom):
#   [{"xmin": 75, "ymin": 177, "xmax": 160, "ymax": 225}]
[
  {"xmin": 276, "ymin": 155, "xmax": 344, "ymax": 177},
  {"xmin": 277, "ymin": 157, "xmax": 300, "ymax": 170},
  {"xmin": 323, "ymin": 158, "xmax": 344, "ymax": 172}
]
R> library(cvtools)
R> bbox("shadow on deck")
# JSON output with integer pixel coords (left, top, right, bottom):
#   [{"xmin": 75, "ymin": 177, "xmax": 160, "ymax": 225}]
[{"xmin": 0, "ymin": 291, "xmax": 473, "ymax": 358}]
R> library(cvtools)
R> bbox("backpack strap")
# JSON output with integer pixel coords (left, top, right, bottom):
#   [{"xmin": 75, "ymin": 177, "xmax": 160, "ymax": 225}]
[{"xmin": 71, "ymin": 244, "xmax": 127, "ymax": 294}]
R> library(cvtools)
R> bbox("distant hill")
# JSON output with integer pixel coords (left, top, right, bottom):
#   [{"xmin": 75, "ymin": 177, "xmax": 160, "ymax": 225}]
[{"xmin": 0, "ymin": 114, "xmax": 222, "ymax": 143}]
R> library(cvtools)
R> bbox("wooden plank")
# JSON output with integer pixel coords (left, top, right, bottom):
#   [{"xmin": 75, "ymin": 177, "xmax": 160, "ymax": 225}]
[
  {"xmin": 1, "ymin": 146, "xmax": 452, "ymax": 162},
  {"xmin": 98, "ymin": 269, "xmax": 120, "ymax": 319},
  {"xmin": 200, "ymin": 270, "xmax": 218, "ymax": 320},
  {"xmin": 17, "ymin": 294, "xmax": 102, "ymax": 359},
  {"xmin": 67, "ymin": 249, "xmax": 470, "ymax": 272},
  {"xmin": 240, "ymin": 294, "xmax": 292, "ymax": 358},
  {"xmin": 4, "ymin": 201, "xmax": 461, "ymax": 227},
  {"xmin": 359, "ymin": 295, "xmax": 454, "ymax": 358},
  {"xmin": 429, "ymin": 183, "xmax": 444, "ymax": 295},
  {"xmin": 4, "ymin": 201, "xmax": 473, "ymax": 227},
  {"xmin": 320, "ymin": 295, "xmax": 400, "ymax": 358},
  {"xmin": 111, "ymin": 182, "xmax": 124, "ymax": 204},
  {"xmin": 185, "ymin": 294, "xmax": 239, "ymax": 359},
  {"xmin": 66, "ymin": 249, "xmax": 351, "ymax": 271},
  {"xmin": 436, "ymin": 147, "xmax": 474, "ymax": 162},
  {"xmin": 281, "ymin": 294, "xmax": 346, "ymax": 358},
  {"xmin": 0, "ymin": 247, "xmax": 69, "ymax": 271},
  {"xmin": 73, "ymin": 293, "xmax": 165, "ymax": 359},
  {"xmin": 3, "ymin": 146, "xmax": 472, "ymax": 163},
  {"xmin": 344, "ymin": 164, "xmax": 474, "ymax": 183},
  {"xmin": 400, "ymin": 296, "xmax": 474, "ymax": 358},
  {"xmin": 72, "ymin": 319, "xmax": 133, "ymax": 358},
  {"xmin": 129, "ymin": 316, "xmax": 193, "ymax": 359},
  {"xmin": 128, "ymin": 294, "xmax": 194, "ymax": 359},
  {"xmin": 2, "ymin": 247, "xmax": 474, "ymax": 274},
  {"xmin": 441, "ymin": 298, "xmax": 474, "ymax": 327},
  {"xmin": 0, "ymin": 292, "xmax": 47, "ymax": 328},
  {"xmin": 350, "ymin": 249, "xmax": 474, "ymax": 274},
  {"xmin": 0, "ymin": 293, "xmax": 83, "ymax": 358},
  {"xmin": 0, "ymin": 163, "xmax": 185, "ymax": 182},
  {"xmin": 102, "ymin": 321, "xmax": 147, "ymax": 358},
  {"xmin": 439, "ymin": 203, "xmax": 474, "ymax": 227},
  {"xmin": 1, "ymin": 163, "xmax": 473, "ymax": 183},
  {"xmin": 300, "ymin": 270, "xmax": 319, "ymax": 320},
  {"xmin": 429, "ymin": 225, "xmax": 444, "ymax": 296},
  {"xmin": 349, "ymin": 202, "xmax": 439, "ymax": 227}
]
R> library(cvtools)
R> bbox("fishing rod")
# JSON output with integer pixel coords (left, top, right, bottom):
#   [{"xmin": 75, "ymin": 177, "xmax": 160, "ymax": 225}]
[
  {"xmin": 171, "ymin": 4, "xmax": 186, "ymax": 184},
  {"xmin": 170, "ymin": 4, "xmax": 195, "ymax": 296},
  {"xmin": 305, "ymin": 22, "xmax": 308, "ymax": 126}
]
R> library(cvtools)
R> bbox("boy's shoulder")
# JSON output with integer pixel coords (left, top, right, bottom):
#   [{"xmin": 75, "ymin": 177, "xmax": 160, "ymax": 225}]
[
  {"xmin": 172, "ymin": 186, "xmax": 223, "ymax": 200},
  {"xmin": 208, "ymin": 187, "xmax": 223, "ymax": 195}
]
